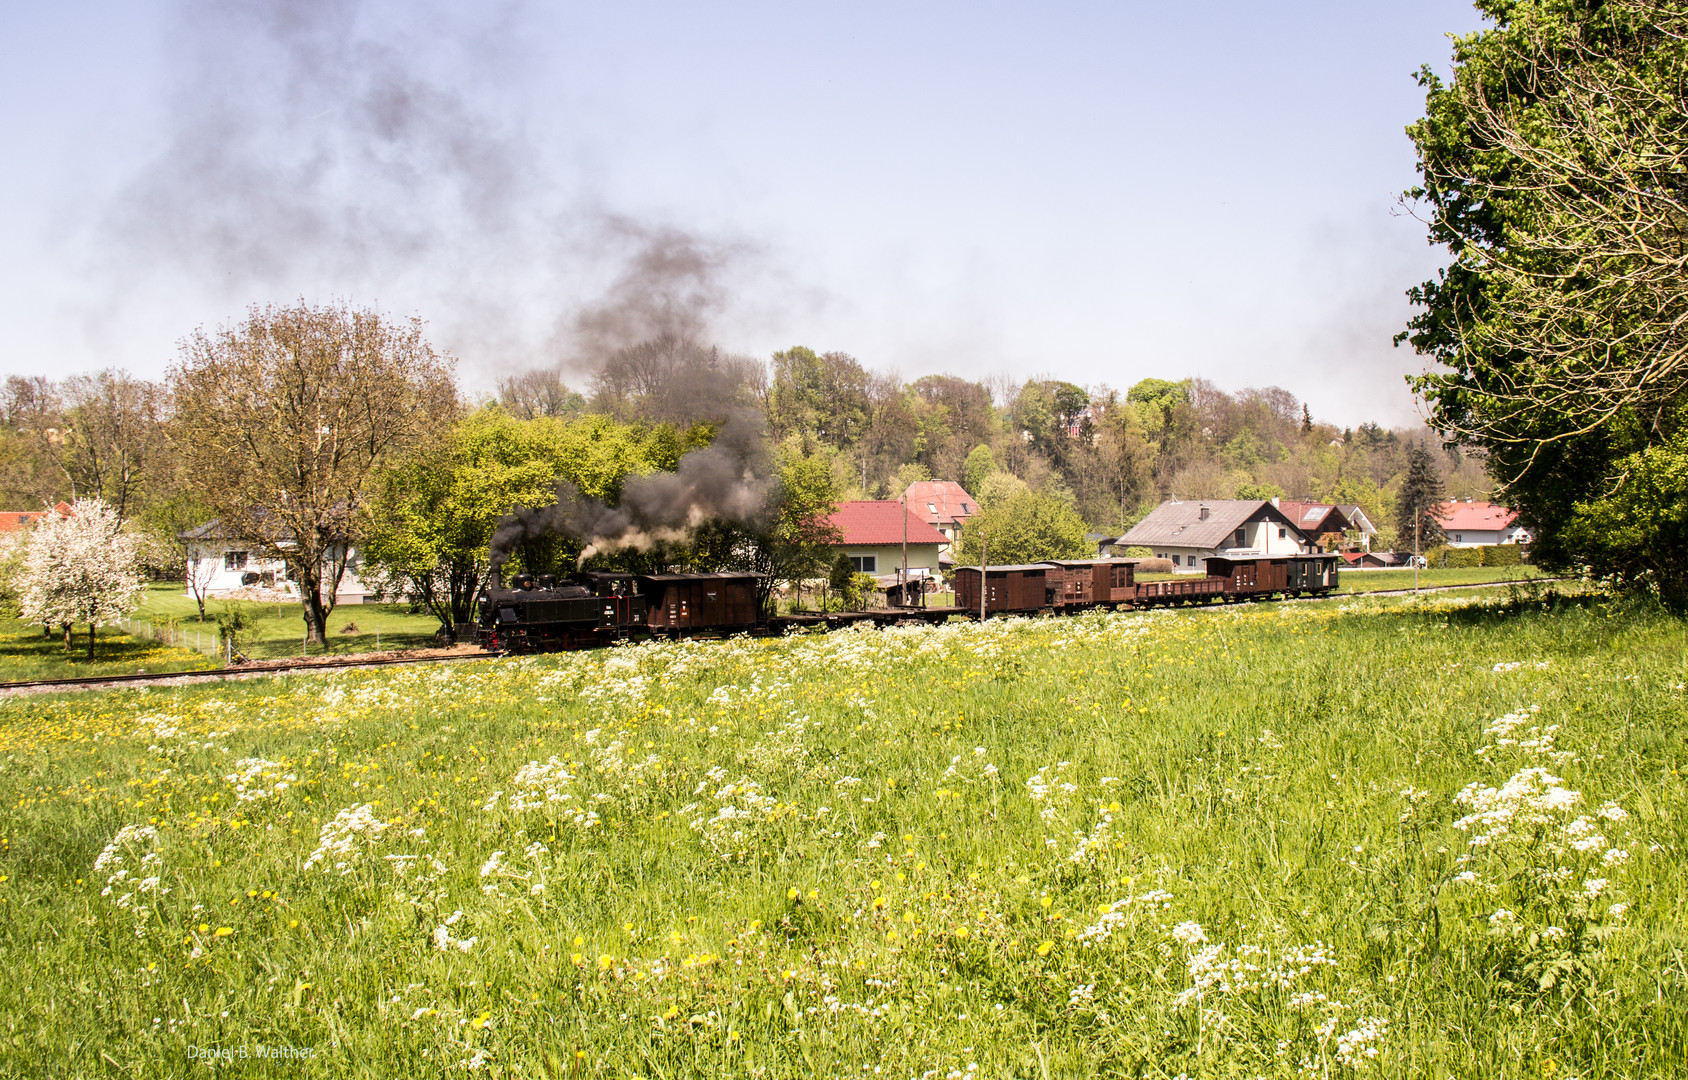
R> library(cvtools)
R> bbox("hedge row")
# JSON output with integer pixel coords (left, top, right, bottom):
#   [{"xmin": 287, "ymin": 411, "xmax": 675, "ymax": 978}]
[{"xmin": 1427, "ymin": 543, "xmax": 1527, "ymax": 568}]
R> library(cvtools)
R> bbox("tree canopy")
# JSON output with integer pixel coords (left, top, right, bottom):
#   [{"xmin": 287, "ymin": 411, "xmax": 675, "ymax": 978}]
[
  {"xmin": 170, "ymin": 301, "xmax": 459, "ymax": 641},
  {"xmin": 1403, "ymin": 0, "xmax": 1688, "ymax": 596},
  {"xmin": 16, "ymin": 499, "xmax": 145, "ymax": 658},
  {"xmin": 362, "ymin": 407, "xmax": 698, "ymax": 633},
  {"xmin": 954, "ymin": 489, "xmax": 1090, "ymax": 566}
]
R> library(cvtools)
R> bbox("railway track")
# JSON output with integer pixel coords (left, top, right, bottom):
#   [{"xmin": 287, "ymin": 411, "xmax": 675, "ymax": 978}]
[
  {"xmin": 0, "ymin": 577, "xmax": 1569, "ymax": 696},
  {"xmin": 0, "ymin": 650, "xmax": 498, "ymax": 697}
]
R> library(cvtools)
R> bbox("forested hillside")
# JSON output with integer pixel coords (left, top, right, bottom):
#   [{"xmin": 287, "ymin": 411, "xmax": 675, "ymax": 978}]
[{"xmin": 2, "ymin": 336, "xmax": 1487, "ymax": 562}]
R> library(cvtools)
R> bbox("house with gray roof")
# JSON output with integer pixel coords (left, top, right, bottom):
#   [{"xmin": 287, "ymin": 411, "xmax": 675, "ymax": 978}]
[{"xmin": 1115, "ymin": 499, "xmax": 1315, "ymax": 572}]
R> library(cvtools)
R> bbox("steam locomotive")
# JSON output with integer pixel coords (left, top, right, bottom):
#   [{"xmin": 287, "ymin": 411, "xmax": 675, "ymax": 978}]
[
  {"xmin": 474, "ymin": 552, "xmax": 1339, "ymax": 653},
  {"xmin": 476, "ymin": 570, "xmax": 763, "ymax": 652}
]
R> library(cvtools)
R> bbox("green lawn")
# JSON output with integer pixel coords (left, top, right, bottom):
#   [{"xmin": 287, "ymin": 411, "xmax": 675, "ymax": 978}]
[
  {"xmin": 0, "ymin": 591, "xmax": 1681, "ymax": 1076},
  {"xmin": 1338, "ymin": 564, "xmax": 1548, "ymax": 593},
  {"xmin": 0, "ymin": 584, "xmax": 451, "ymax": 682}
]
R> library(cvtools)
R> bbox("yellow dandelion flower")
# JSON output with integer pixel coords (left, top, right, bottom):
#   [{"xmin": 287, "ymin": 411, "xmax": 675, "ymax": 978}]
[
  {"xmin": 197, "ymin": 923, "xmax": 209, "ymax": 933},
  {"xmin": 214, "ymin": 927, "xmax": 233, "ymax": 937},
  {"xmin": 1036, "ymin": 941, "xmax": 1054, "ymax": 956},
  {"xmin": 787, "ymin": 887, "xmax": 798, "ymax": 900}
]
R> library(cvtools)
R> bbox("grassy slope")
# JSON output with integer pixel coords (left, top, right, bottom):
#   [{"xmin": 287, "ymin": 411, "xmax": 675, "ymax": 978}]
[
  {"xmin": 0, "ymin": 594, "xmax": 1682, "ymax": 1077},
  {"xmin": 0, "ymin": 585, "xmax": 449, "ymax": 681}
]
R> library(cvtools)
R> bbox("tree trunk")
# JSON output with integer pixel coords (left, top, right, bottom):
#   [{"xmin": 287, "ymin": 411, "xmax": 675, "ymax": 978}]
[
  {"xmin": 87, "ymin": 623, "xmax": 96, "ymax": 660},
  {"xmin": 62, "ymin": 623, "xmax": 72, "ymax": 650},
  {"xmin": 302, "ymin": 588, "xmax": 329, "ymax": 644}
]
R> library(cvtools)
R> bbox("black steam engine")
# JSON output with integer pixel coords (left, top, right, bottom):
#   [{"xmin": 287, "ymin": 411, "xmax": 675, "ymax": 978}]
[{"xmin": 476, "ymin": 570, "xmax": 765, "ymax": 653}]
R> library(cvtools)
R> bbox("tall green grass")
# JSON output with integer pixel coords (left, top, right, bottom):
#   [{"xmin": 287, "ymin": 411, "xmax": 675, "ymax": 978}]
[{"xmin": 0, "ymin": 593, "xmax": 1681, "ymax": 1077}]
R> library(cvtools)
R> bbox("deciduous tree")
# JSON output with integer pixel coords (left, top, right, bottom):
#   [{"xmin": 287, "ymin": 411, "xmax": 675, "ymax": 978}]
[
  {"xmin": 954, "ymin": 489, "xmax": 1090, "ymax": 566},
  {"xmin": 170, "ymin": 301, "xmax": 458, "ymax": 643},
  {"xmin": 17, "ymin": 499, "xmax": 144, "ymax": 658},
  {"xmin": 362, "ymin": 407, "xmax": 692, "ymax": 635},
  {"xmin": 1403, "ymin": 0, "xmax": 1688, "ymax": 593},
  {"xmin": 60, "ymin": 370, "xmax": 166, "ymax": 525}
]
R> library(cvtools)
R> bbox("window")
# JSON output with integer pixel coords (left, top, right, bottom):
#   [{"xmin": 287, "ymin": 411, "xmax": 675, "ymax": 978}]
[
  {"xmin": 928, "ymin": 502, "xmax": 937, "ymax": 514},
  {"xmin": 1454, "ymin": 533, "xmax": 1462, "ymax": 543},
  {"xmin": 16, "ymin": 515, "xmax": 27, "ymax": 525},
  {"xmin": 962, "ymin": 503, "xmax": 973, "ymax": 514},
  {"xmin": 1278, "ymin": 528, "xmax": 1286, "ymax": 539},
  {"xmin": 850, "ymin": 555, "xmax": 877, "ymax": 573},
  {"xmin": 1233, "ymin": 528, "xmax": 1245, "ymax": 547},
  {"xmin": 223, "ymin": 550, "xmax": 248, "ymax": 571}
]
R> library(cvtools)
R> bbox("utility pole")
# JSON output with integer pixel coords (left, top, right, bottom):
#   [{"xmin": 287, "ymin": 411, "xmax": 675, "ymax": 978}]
[
  {"xmin": 1414, "ymin": 511, "xmax": 1421, "ymax": 593},
  {"xmin": 900, "ymin": 493, "xmax": 909, "ymax": 608}
]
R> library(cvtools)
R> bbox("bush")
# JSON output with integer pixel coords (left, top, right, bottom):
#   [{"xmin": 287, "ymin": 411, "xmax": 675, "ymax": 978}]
[
  {"xmin": 1138, "ymin": 558, "xmax": 1173, "ymax": 574},
  {"xmin": 1440, "ymin": 546, "xmax": 1483, "ymax": 568},
  {"xmin": 1483, "ymin": 543, "xmax": 1524, "ymax": 567},
  {"xmin": 212, "ymin": 602, "xmax": 253, "ymax": 656},
  {"xmin": 1119, "ymin": 545, "xmax": 1153, "ymax": 558}
]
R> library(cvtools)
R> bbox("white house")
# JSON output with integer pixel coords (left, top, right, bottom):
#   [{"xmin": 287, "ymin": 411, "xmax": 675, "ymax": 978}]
[
  {"xmin": 1116, "ymin": 499, "xmax": 1315, "ymax": 572},
  {"xmin": 181, "ymin": 519, "xmax": 373, "ymax": 604},
  {"xmin": 1436, "ymin": 500, "xmax": 1531, "ymax": 547}
]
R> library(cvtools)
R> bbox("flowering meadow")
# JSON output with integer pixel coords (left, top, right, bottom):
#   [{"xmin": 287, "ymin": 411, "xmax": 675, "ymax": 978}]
[{"xmin": 1, "ymin": 594, "xmax": 1684, "ymax": 1078}]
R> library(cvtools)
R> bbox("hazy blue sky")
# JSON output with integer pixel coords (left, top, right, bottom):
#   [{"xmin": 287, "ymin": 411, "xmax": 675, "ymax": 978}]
[{"xmin": 0, "ymin": 1, "xmax": 1486, "ymax": 425}]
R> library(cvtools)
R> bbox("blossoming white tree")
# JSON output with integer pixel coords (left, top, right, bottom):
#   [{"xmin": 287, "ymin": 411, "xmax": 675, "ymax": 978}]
[{"xmin": 18, "ymin": 499, "xmax": 146, "ymax": 659}]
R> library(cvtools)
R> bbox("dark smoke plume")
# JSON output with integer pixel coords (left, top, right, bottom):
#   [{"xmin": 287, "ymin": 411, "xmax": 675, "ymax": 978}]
[
  {"xmin": 97, "ymin": 1, "xmax": 774, "ymax": 377},
  {"xmin": 107, "ymin": 0, "xmax": 529, "ymax": 292},
  {"xmin": 487, "ymin": 409, "xmax": 772, "ymax": 578}
]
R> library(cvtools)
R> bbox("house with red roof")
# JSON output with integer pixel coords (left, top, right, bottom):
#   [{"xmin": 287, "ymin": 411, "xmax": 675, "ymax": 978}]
[
  {"xmin": 1274, "ymin": 501, "xmax": 1352, "ymax": 542},
  {"xmin": 824, "ymin": 500, "xmax": 949, "ymax": 581},
  {"xmin": 1435, "ymin": 500, "xmax": 1530, "ymax": 547},
  {"xmin": 0, "ymin": 502, "xmax": 72, "ymax": 535},
  {"xmin": 902, "ymin": 480, "xmax": 980, "ymax": 556}
]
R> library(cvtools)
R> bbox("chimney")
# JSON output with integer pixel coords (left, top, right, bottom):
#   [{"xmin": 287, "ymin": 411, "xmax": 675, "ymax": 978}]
[
  {"xmin": 1270, "ymin": 496, "xmax": 1280, "ymax": 507},
  {"xmin": 1199, "ymin": 505, "xmax": 1210, "ymax": 521}
]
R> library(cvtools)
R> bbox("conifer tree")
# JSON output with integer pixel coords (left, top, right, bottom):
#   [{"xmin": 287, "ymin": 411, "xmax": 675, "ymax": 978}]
[{"xmin": 1395, "ymin": 444, "xmax": 1447, "ymax": 552}]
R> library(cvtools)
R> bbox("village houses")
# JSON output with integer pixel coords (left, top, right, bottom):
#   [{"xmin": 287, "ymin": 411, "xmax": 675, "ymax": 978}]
[{"xmin": 1112, "ymin": 498, "xmax": 1317, "ymax": 571}]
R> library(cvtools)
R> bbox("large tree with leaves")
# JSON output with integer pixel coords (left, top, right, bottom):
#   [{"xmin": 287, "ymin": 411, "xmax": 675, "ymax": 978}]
[
  {"xmin": 1403, "ymin": 0, "xmax": 1688, "ymax": 597},
  {"xmin": 362, "ymin": 407, "xmax": 693, "ymax": 636},
  {"xmin": 17, "ymin": 499, "xmax": 145, "ymax": 658},
  {"xmin": 954, "ymin": 489, "xmax": 1090, "ymax": 566},
  {"xmin": 171, "ymin": 302, "xmax": 459, "ymax": 643}
]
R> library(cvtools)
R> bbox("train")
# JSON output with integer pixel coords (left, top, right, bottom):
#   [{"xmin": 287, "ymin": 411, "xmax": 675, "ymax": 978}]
[{"xmin": 474, "ymin": 552, "xmax": 1340, "ymax": 653}]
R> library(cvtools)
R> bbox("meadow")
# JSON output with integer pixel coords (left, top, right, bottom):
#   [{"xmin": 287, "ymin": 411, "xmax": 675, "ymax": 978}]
[
  {"xmin": 0, "ymin": 585, "xmax": 448, "ymax": 681},
  {"xmin": 0, "ymin": 591, "xmax": 1682, "ymax": 1078}
]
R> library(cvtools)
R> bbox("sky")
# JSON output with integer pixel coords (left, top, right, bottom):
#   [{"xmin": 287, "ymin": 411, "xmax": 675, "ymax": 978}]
[{"xmin": 0, "ymin": 0, "xmax": 1488, "ymax": 427}]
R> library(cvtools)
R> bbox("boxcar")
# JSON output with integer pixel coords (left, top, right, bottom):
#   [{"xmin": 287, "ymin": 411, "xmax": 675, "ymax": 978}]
[
  {"xmin": 953, "ymin": 565, "xmax": 1050, "ymax": 614},
  {"xmin": 1041, "ymin": 559, "xmax": 1139, "ymax": 607},
  {"xmin": 1202, "ymin": 553, "xmax": 1340, "ymax": 597},
  {"xmin": 641, "ymin": 573, "xmax": 764, "ymax": 632},
  {"xmin": 1283, "ymin": 553, "xmax": 1340, "ymax": 593}
]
